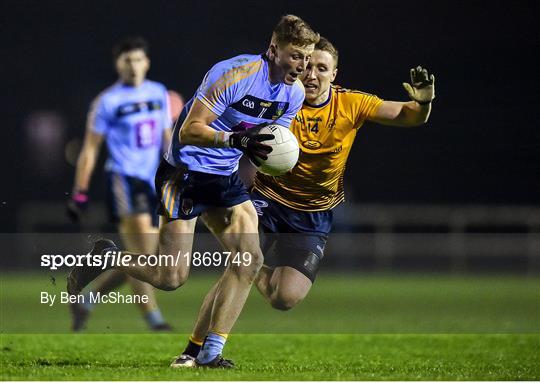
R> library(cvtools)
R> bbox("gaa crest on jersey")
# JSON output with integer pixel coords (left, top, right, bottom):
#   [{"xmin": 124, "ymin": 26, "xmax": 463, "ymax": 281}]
[{"xmin": 272, "ymin": 102, "xmax": 287, "ymax": 120}]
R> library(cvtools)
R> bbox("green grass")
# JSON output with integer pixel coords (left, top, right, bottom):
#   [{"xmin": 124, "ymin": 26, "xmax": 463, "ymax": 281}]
[
  {"xmin": 1, "ymin": 334, "xmax": 538, "ymax": 380},
  {"xmin": 1, "ymin": 272, "xmax": 539, "ymax": 379},
  {"xmin": 1, "ymin": 272, "xmax": 539, "ymax": 333}
]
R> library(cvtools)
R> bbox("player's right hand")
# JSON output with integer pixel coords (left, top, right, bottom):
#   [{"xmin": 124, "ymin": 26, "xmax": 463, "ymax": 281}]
[
  {"xmin": 229, "ymin": 123, "xmax": 275, "ymax": 166},
  {"xmin": 66, "ymin": 191, "xmax": 89, "ymax": 223}
]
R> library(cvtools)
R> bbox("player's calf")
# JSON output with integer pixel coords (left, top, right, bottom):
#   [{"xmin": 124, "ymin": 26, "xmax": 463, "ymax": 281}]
[{"xmin": 226, "ymin": 248, "xmax": 264, "ymax": 284}]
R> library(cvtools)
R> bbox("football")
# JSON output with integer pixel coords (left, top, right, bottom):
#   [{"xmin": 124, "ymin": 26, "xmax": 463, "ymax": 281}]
[{"xmin": 254, "ymin": 124, "xmax": 300, "ymax": 176}]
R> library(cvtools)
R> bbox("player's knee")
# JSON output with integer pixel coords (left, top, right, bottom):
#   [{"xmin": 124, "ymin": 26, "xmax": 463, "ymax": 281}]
[
  {"xmin": 156, "ymin": 268, "xmax": 188, "ymax": 291},
  {"xmin": 270, "ymin": 292, "xmax": 303, "ymax": 311}
]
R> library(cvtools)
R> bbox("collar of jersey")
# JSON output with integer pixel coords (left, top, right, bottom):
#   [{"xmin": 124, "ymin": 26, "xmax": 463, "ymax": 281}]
[
  {"xmin": 304, "ymin": 86, "xmax": 332, "ymax": 108},
  {"xmin": 117, "ymin": 80, "xmax": 147, "ymax": 89}
]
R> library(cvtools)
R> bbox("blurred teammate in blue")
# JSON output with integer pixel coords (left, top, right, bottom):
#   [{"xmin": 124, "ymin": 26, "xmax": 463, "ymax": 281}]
[
  {"xmin": 67, "ymin": 36, "xmax": 173, "ymax": 331},
  {"xmin": 68, "ymin": 15, "xmax": 319, "ymax": 367}
]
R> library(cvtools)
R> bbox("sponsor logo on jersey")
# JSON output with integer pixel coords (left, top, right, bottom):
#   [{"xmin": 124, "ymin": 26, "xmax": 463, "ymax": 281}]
[
  {"xmin": 331, "ymin": 145, "xmax": 343, "ymax": 153},
  {"xmin": 116, "ymin": 100, "xmax": 163, "ymax": 117},
  {"xmin": 251, "ymin": 199, "xmax": 268, "ymax": 216},
  {"xmin": 231, "ymin": 95, "xmax": 289, "ymax": 120},
  {"xmin": 302, "ymin": 140, "xmax": 322, "ymax": 149}
]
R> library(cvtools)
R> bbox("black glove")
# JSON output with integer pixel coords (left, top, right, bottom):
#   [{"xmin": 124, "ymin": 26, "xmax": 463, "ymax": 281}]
[
  {"xmin": 66, "ymin": 191, "xmax": 89, "ymax": 223},
  {"xmin": 229, "ymin": 123, "xmax": 275, "ymax": 166}
]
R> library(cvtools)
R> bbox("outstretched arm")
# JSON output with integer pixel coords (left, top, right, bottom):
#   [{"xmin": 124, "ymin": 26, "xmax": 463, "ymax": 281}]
[
  {"xmin": 369, "ymin": 66, "xmax": 435, "ymax": 127},
  {"xmin": 73, "ymin": 130, "xmax": 103, "ymax": 193}
]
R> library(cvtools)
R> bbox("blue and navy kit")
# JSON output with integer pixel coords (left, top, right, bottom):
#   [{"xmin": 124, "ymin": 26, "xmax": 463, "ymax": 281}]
[
  {"xmin": 89, "ymin": 80, "xmax": 170, "ymax": 184},
  {"xmin": 157, "ymin": 54, "xmax": 305, "ymax": 219},
  {"xmin": 165, "ymin": 54, "xmax": 305, "ymax": 175},
  {"xmin": 88, "ymin": 80, "xmax": 170, "ymax": 221},
  {"xmin": 250, "ymin": 189, "xmax": 332, "ymax": 282}
]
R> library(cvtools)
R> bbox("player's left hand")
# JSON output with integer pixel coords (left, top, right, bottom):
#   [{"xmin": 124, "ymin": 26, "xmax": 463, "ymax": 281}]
[
  {"xmin": 66, "ymin": 191, "xmax": 89, "ymax": 223},
  {"xmin": 229, "ymin": 123, "xmax": 274, "ymax": 166},
  {"xmin": 402, "ymin": 66, "xmax": 435, "ymax": 105}
]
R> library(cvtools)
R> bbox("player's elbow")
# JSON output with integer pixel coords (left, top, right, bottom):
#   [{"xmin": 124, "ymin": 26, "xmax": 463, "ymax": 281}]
[
  {"xmin": 179, "ymin": 121, "xmax": 203, "ymax": 144},
  {"xmin": 409, "ymin": 118, "xmax": 428, "ymax": 127},
  {"xmin": 178, "ymin": 125, "xmax": 190, "ymax": 143}
]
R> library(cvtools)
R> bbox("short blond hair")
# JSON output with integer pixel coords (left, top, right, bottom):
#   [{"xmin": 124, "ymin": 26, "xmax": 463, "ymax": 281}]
[
  {"xmin": 315, "ymin": 36, "xmax": 339, "ymax": 67},
  {"xmin": 271, "ymin": 15, "xmax": 319, "ymax": 47}
]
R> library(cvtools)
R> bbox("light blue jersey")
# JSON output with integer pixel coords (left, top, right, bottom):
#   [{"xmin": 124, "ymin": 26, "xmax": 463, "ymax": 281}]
[
  {"xmin": 89, "ymin": 80, "xmax": 170, "ymax": 183},
  {"xmin": 166, "ymin": 54, "xmax": 305, "ymax": 175}
]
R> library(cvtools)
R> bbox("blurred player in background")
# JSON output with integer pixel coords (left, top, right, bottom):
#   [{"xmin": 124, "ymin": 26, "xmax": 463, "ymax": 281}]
[
  {"xmin": 176, "ymin": 36, "xmax": 435, "ymax": 363},
  {"xmin": 67, "ymin": 36, "xmax": 173, "ymax": 331},
  {"xmin": 67, "ymin": 15, "xmax": 319, "ymax": 367}
]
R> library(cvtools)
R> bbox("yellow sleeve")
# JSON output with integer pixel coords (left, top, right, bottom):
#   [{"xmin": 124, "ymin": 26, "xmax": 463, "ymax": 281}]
[{"xmin": 351, "ymin": 92, "xmax": 383, "ymax": 129}]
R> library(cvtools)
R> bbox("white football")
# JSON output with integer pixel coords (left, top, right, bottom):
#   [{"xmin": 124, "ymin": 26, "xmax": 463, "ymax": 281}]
[{"xmin": 254, "ymin": 124, "xmax": 299, "ymax": 176}]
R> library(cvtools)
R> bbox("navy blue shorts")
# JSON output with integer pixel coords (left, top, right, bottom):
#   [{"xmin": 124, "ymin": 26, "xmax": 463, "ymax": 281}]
[
  {"xmin": 105, "ymin": 172, "xmax": 158, "ymax": 226},
  {"xmin": 250, "ymin": 190, "xmax": 332, "ymax": 282},
  {"xmin": 155, "ymin": 159, "xmax": 250, "ymax": 220}
]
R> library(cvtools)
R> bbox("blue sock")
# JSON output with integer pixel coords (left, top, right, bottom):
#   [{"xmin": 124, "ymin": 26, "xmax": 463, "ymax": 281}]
[
  {"xmin": 82, "ymin": 292, "xmax": 95, "ymax": 311},
  {"xmin": 196, "ymin": 332, "xmax": 227, "ymax": 364},
  {"xmin": 144, "ymin": 309, "xmax": 165, "ymax": 327}
]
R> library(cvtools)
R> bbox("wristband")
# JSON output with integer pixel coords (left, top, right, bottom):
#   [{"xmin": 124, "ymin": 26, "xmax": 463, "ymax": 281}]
[
  {"xmin": 416, "ymin": 98, "xmax": 432, "ymax": 106},
  {"xmin": 72, "ymin": 191, "xmax": 89, "ymax": 203},
  {"xmin": 213, "ymin": 131, "xmax": 232, "ymax": 147}
]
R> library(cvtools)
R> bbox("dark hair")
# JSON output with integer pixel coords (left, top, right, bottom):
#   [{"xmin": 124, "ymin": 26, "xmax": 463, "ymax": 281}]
[
  {"xmin": 315, "ymin": 36, "xmax": 339, "ymax": 67},
  {"xmin": 271, "ymin": 15, "xmax": 319, "ymax": 47},
  {"xmin": 112, "ymin": 36, "xmax": 149, "ymax": 61}
]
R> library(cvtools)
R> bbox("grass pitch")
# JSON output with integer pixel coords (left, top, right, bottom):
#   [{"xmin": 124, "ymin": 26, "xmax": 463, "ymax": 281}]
[
  {"xmin": 1, "ymin": 272, "xmax": 539, "ymax": 380},
  {"xmin": 2, "ymin": 334, "xmax": 538, "ymax": 380}
]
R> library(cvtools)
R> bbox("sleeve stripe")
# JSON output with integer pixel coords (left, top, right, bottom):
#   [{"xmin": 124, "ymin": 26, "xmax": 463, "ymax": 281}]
[{"xmin": 200, "ymin": 60, "xmax": 263, "ymax": 111}]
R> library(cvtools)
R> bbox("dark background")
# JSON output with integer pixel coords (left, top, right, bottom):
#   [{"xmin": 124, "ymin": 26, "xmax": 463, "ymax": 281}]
[{"xmin": 1, "ymin": 0, "xmax": 539, "ymax": 232}]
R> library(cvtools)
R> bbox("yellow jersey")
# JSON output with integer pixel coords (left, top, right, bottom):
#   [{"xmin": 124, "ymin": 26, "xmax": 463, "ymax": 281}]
[{"xmin": 253, "ymin": 85, "xmax": 382, "ymax": 211}]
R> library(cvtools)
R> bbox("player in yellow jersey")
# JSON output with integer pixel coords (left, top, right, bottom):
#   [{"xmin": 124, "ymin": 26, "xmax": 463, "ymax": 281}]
[
  {"xmin": 251, "ymin": 36, "xmax": 434, "ymax": 309},
  {"xmin": 173, "ymin": 36, "xmax": 435, "ymax": 365}
]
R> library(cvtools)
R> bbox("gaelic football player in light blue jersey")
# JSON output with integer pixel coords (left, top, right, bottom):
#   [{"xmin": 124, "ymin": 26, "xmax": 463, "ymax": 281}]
[
  {"xmin": 67, "ymin": 36, "xmax": 173, "ymax": 332},
  {"xmin": 68, "ymin": 15, "xmax": 319, "ymax": 368}
]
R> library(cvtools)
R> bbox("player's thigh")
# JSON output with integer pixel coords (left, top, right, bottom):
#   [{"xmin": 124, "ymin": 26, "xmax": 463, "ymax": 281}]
[
  {"xmin": 118, "ymin": 213, "xmax": 158, "ymax": 253},
  {"xmin": 202, "ymin": 201, "xmax": 260, "ymax": 250},
  {"xmin": 202, "ymin": 201, "xmax": 263, "ymax": 275},
  {"xmin": 158, "ymin": 215, "xmax": 197, "ymax": 255},
  {"xmin": 274, "ymin": 233, "xmax": 327, "ymax": 283},
  {"xmin": 271, "ymin": 266, "xmax": 313, "ymax": 306}
]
